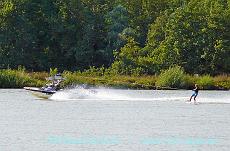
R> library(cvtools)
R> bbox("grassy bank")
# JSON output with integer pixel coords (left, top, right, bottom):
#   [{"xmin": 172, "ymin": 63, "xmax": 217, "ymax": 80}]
[
  {"xmin": 0, "ymin": 69, "xmax": 229, "ymax": 90},
  {"xmin": 0, "ymin": 68, "xmax": 45, "ymax": 88},
  {"xmin": 62, "ymin": 71, "xmax": 230, "ymax": 90}
]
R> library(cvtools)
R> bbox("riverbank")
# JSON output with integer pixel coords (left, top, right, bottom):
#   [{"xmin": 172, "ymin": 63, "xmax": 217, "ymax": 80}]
[
  {"xmin": 62, "ymin": 72, "xmax": 230, "ymax": 90},
  {"xmin": 0, "ymin": 69, "xmax": 229, "ymax": 90}
]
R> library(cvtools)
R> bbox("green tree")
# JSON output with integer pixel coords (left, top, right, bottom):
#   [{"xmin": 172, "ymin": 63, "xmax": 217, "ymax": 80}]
[
  {"xmin": 110, "ymin": 37, "xmax": 144, "ymax": 75},
  {"xmin": 145, "ymin": 0, "xmax": 230, "ymax": 74},
  {"xmin": 104, "ymin": 5, "xmax": 129, "ymax": 64}
]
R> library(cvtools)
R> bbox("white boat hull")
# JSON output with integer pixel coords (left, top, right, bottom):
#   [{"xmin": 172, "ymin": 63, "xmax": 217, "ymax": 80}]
[
  {"xmin": 30, "ymin": 91, "xmax": 52, "ymax": 99},
  {"xmin": 24, "ymin": 87, "xmax": 55, "ymax": 99}
]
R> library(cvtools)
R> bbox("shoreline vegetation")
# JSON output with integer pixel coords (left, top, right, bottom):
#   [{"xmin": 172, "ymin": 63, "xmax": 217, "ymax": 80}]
[
  {"xmin": 1, "ymin": 1, "xmax": 229, "ymax": 89},
  {"xmin": 0, "ymin": 67, "xmax": 229, "ymax": 90},
  {"xmin": 1, "ymin": 1, "xmax": 230, "ymax": 76}
]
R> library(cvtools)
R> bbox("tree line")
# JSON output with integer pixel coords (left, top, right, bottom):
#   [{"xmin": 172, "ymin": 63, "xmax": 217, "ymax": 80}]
[{"xmin": 0, "ymin": 0, "xmax": 229, "ymax": 75}]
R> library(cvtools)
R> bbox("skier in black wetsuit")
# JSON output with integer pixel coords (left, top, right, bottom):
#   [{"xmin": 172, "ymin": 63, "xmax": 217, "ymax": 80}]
[{"xmin": 189, "ymin": 84, "xmax": 199, "ymax": 103}]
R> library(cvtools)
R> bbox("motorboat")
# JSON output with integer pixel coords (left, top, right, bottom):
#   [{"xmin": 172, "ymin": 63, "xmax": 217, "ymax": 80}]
[{"xmin": 24, "ymin": 74, "xmax": 64, "ymax": 99}]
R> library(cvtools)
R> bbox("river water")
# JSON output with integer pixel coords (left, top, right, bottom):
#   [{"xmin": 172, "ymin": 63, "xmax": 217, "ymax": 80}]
[{"xmin": 0, "ymin": 88, "xmax": 230, "ymax": 151}]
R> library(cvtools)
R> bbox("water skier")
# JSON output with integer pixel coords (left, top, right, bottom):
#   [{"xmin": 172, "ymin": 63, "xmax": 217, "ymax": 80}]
[{"xmin": 189, "ymin": 84, "xmax": 199, "ymax": 103}]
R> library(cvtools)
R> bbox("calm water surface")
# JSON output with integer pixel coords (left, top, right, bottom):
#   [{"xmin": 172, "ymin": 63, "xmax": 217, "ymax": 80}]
[{"xmin": 0, "ymin": 89, "xmax": 230, "ymax": 151}]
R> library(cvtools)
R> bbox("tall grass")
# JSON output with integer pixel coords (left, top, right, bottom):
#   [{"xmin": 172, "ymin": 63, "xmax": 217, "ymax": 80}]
[
  {"xmin": 197, "ymin": 75, "xmax": 215, "ymax": 89},
  {"xmin": 213, "ymin": 75, "xmax": 230, "ymax": 90},
  {"xmin": 52, "ymin": 71, "xmax": 230, "ymax": 90},
  {"xmin": 28, "ymin": 72, "xmax": 48, "ymax": 80},
  {"xmin": 0, "ymin": 68, "xmax": 229, "ymax": 90},
  {"xmin": 0, "ymin": 68, "xmax": 44, "ymax": 88},
  {"xmin": 62, "ymin": 71, "xmax": 156, "ymax": 89}
]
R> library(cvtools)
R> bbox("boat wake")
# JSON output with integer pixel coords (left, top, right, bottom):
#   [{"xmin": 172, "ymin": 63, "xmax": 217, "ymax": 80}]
[
  {"xmin": 49, "ymin": 86, "xmax": 230, "ymax": 104},
  {"xmin": 50, "ymin": 86, "xmax": 130, "ymax": 101}
]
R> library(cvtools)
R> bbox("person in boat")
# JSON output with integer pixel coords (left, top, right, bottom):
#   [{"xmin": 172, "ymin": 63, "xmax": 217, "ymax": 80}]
[
  {"xmin": 54, "ymin": 79, "xmax": 62, "ymax": 91},
  {"xmin": 189, "ymin": 84, "xmax": 199, "ymax": 103},
  {"xmin": 42, "ymin": 74, "xmax": 63, "ymax": 92}
]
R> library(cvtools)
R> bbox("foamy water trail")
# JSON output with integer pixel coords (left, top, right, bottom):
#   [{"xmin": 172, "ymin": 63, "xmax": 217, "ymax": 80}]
[
  {"xmin": 50, "ymin": 86, "xmax": 230, "ymax": 104},
  {"xmin": 50, "ymin": 86, "xmax": 130, "ymax": 101}
]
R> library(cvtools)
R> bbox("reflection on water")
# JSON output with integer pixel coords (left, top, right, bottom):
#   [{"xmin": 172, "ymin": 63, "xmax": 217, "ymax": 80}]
[{"xmin": 0, "ymin": 89, "xmax": 230, "ymax": 151}]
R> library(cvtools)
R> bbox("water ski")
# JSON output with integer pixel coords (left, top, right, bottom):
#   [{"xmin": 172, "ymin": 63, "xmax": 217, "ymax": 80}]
[{"xmin": 186, "ymin": 100, "xmax": 199, "ymax": 105}]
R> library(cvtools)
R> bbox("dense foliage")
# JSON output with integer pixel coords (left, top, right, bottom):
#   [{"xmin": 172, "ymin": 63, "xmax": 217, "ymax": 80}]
[
  {"xmin": 155, "ymin": 66, "xmax": 186, "ymax": 88},
  {"xmin": 0, "ymin": 0, "xmax": 230, "ymax": 75}
]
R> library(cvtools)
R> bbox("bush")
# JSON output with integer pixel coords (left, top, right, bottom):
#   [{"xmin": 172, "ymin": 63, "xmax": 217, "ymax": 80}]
[
  {"xmin": 29, "ymin": 72, "xmax": 48, "ymax": 80},
  {"xmin": 156, "ymin": 66, "xmax": 186, "ymax": 88},
  {"xmin": 107, "ymin": 61, "xmax": 130, "ymax": 75},
  {"xmin": 49, "ymin": 68, "xmax": 58, "ymax": 76},
  {"xmin": 213, "ymin": 75, "xmax": 230, "ymax": 90},
  {"xmin": 82, "ymin": 66, "xmax": 105, "ymax": 76},
  {"xmin": 197, "ymin": 75, "xmax": 214, "ymax": 89},
  {"xmin": 0, "ymin": 68, "xmax": 44, "ymax": 88},
  {"xmin": 182, "ymin": 74, "xmax": 195, "ymax": 89},
  {"xmin": 215, "ymin": 81, "xmax": 230, "ymax": 90}
]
